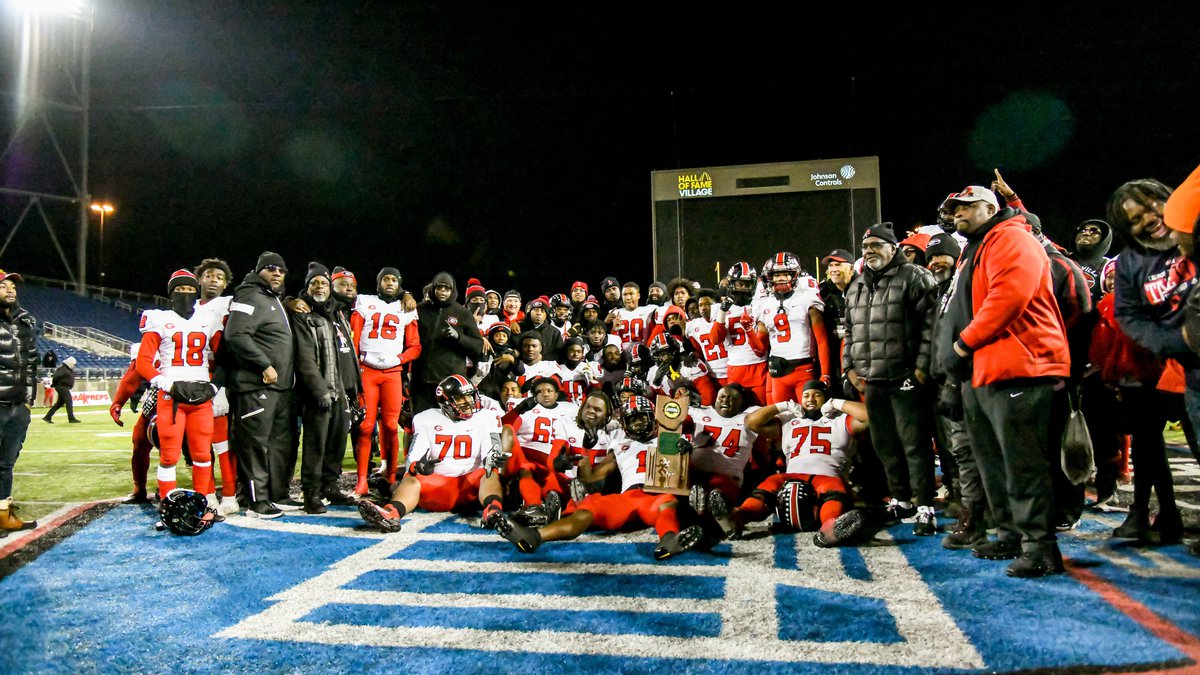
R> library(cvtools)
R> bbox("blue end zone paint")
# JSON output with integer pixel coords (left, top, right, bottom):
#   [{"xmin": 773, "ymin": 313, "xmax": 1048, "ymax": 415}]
[
  {"xmin": 1, "ymin": 506, "xmax": 1196, "ymax": 674},
  {"xmin": 303, "ymin": 603, "xmax": 723, "ymax": 638},
  {"xmin": 391, "ymin": 538, "xmax": 730, "ymax": 566},
  {"xmin": 774, "ymin": 534, "xmax": 798, "ymax": 570},
  {"xmin": 347, "ymin": 568, "xmax": 725, "ymax": 600},
  {"xmin": 776, "ymin": 584, "xmax": 902, "ymax": 643},
  {"xmin": 838, "ymin": 545, "xmax": 871, "ymax": 581}
]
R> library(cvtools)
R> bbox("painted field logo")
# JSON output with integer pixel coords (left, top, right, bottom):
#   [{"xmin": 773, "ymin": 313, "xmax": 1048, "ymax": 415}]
[
  {"xmin": 840, "ymin": 164, "xmax": 856, "ymax": 180},
  {"xmin": 678, "ymin": 172, "xmax": 713, "ymax": 198}
]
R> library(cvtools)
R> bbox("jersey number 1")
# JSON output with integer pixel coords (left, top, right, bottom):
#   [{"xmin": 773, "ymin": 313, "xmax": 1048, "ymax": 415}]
[{"xmin": 170, "ymin": 332, "xmax": 206, "ymax": 367}]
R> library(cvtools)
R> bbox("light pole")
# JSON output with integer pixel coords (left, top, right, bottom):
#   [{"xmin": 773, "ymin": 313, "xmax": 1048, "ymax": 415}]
[{"xmin": 89, "ymin": 202, "xmax": 113, "ymax": 286}]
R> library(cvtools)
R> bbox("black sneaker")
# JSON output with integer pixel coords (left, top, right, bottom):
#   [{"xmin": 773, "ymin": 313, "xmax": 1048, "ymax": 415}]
[
  {"xmin": 121, "ymin": 492, "xmax": 152, "ymax": 505},
  {"xmin": 886, "ymin": 499, "xmax": 917, "ymax": 522},
  {"xmin": 247, "ymin": 501, "xmax": 282, "ymax": 519},
  {"xmin": 913, "ymin": 506, "xmax": 938, "ymax": 536},
  {"xmin": 494, "ymin": 512, "xmax": 541, "ymax": 553},
  {"xmin": 272, "ymin": 498, "xmax": 304, "ymax": 512},
  {"xmin": 303, "ymin": 492, "xmax": 327, "ymax": 515},
  {"xmin": 1006, "ymin": 550, "xmax": 1065, "ymax": 578},
  {"xmin": 654, "ymin": 524, "xmax": 704, "ymax": 560},
  {"xmin": 972, "ymin": 538, "xmax": 1021, "ymax": 560},
  {"xmin": 68, "ymin": 418, "xmax": 82, "ymax": 424},
  {"xmin": 320, "ymin": 486, "xmax": 355, "ymax": 506},
  {"xmin": 1113, "ymin": 508, "xmax": 1149, "ymax": 540},
  {"xmin": 943, "ymin": 526, "xmax": 987, "ymax": 550}
]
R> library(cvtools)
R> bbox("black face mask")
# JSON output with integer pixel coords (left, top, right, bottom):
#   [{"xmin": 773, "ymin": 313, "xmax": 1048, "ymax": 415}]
[
  {"xmin": 331, "ymin": 289, "xmax": 355, "ymax": 307},
  {"xmin": 378, "ymin": 289, "xmax": 399, "ymax": 303},
  {"xmin": 803, "ymin": 408, "xmax": 823, "ymax": 421},
  {"xmin": 171, "ymin": 291, "xmax": 197, "ymax": 319},
  {"xmin": 563, "ymin": 356, "xmax": 582, "ymax": 370}
]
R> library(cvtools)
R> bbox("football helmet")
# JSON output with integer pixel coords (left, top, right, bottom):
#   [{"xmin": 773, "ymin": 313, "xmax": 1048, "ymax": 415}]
[
  {"xmin": 624, "ymin": 344, "xmax": 652, "ymax": 378},
  {"xmin": 776, "ymin": 480, "xmax": 819, "ymax": 532},
  {"xmin": 764, "ymin": 252, "xmax": 802, "ymax": 294},
  {"xmin": 146, "ymin": 413, "xmax": 161, "ymax": 451},
  {"xmin": 158, "ymin": 488, "xmax": 216, "ymax": 536},
  {"xmin": 613, "ymin": 376, "xmax": 649, "ymax": 400},
  {"xmin": 726, "ymin": 262, "xmax": 758, "ymax": 305},
  {"xmin": 621, "ymin": 396, "xmax": 655, "ymax": 441},
  {"xmin": 648, "ymin": 333, "xmax": 680, "ymax": 365},
  {"xmin": 549, "ymin": 293, "xmax": 570, "ymax": 310},
  {"xmin": 436, "ymin": 374, "xmax": 480, "ymax": 420}
]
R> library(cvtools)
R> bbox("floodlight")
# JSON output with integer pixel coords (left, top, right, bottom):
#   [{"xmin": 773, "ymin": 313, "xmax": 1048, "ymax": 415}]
[{"xmin": 7, "ymin": 0, "xmax": 86, "ymax": 18}]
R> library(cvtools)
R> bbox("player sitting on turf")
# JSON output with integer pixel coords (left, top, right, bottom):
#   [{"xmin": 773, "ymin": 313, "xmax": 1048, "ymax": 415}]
[
  {"xmin": 685, "ymin": 383, "xmax": 761, "ymax": 517},
  {"xmin": 358, "ymin": 374, "xmax": 511, "ymax": 533},
  {"xmin": 494, "ymin": 395, "xmax": 704, "ymax": 561},
  {"xmin": 547, "ymin": 390, "xmax": 618, "ymax": 507},
  {"xmin": 714, "ymin": 379, "xmax": 869, "ymax": 547},
  {"xmin": 501, "ymin": 375, "xmax": 578, "ymax": 526}
]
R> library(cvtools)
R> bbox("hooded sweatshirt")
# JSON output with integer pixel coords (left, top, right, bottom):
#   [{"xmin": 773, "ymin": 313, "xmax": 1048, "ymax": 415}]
[
  {"xmin": 1070, "ymin": 219, "xmax": 1113, "ymax": 306},
  {"xmin": 412, "ymin": 272, "xmax": 485, "ymax": 384}
]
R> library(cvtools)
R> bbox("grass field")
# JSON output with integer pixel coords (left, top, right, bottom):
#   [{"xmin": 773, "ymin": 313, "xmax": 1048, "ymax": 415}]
[{"xmin": 14, "ymin": 404, "xmax": 358, "ymax": 521}]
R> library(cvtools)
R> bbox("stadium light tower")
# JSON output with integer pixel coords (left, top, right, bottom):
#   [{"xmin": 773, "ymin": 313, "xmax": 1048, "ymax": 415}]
[
  {"xmin": 1, "ymin": 0, "xmax": 94, "ymax": 295},
  {"xmin": 89, "ymin": 202, "xmax": 112, "ymax": 285}
]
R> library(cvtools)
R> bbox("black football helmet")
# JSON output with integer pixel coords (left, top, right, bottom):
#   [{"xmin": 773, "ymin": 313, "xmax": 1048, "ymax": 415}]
[
  {"xmin": 436, "ymin": 374, "xmax": 480, "ymax": 420},
  {"xmin": 776, "ymin": 480, "xmax": 819, "ymax": 532},
  {"xmin": 726, "ymin": 262, "xmax": 758, "ymax": 306},
  {"xmin": 613, "ymin": 376, "xmax": 649, "ymax": 400},
  {"xmin": 158, "ymin": 488, "xmax": 216, "ymax": 536},
  {"xmin": 624, "ymin": 344, "xmax": 652, "ymax": 378},
  {"xmin": 648, "ymin": 333, "xmax": 680, "ymax": 365},
  {"xmin": 146, "ymin": 413, "xmax": 161, "ymax": 451},
  {"xmin": 621, "ymin": 396, "xmax": 656, "ymax": 441}
]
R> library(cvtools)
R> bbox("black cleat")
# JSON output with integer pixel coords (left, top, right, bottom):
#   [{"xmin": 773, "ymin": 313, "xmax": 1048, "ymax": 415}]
[
  {"xmin": 542, "ymin": 491, "xmax": 563, "ymax": 523},
  {"xmin": 357, "ymin": 500, "xmax": 402, "ymax": 533},
  {"xmin": 367, "ymin": 473, "xmax": 394, "ymax": 500},
  {"xmin": 814, "ymin": 509, "xmax": 866, "ymax": 548},
  {"xmin": 495, "ymin": 512, "xmax": 541, "ymax": 553},
  {"xmin": 654, "ymin": 524, "xmax": 704, "ymax": 560},
  {"xmin": 690, "ymin": 484, "xmax": 707, "ymax": 515},
  {"xmin": 513, "ymin": 504, "xmax": 552, "ymax": 527}
]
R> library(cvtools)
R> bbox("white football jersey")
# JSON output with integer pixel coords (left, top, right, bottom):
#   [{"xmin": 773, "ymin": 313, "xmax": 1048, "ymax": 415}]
[
  {"xmin": 610, "ymin": 436, "xmax": 655, "ymax": 493},
  {"xmin": 646, "ymin": 361, "xmax": 711, "ymax": 399},
  {"xmin": 557, "ymin": 361, "xmax": 597, "ymax": 403},
  {"xmin": 408, "ymin": 407, "xmax": 503, "ymax": 477},
  {"xmin": 688, "ymin": 406, "xmax": 760, "ymax": 479},
  {"xmin": 611, "ymin": 305, "xmax": 657, "ymax": 349},
  {"xmin": 193, "ymin": 295, "xmax": 232, "ymax": 331},
  {"xmin": 139, "ymin": 309, "xmax": 220, "ymax": 382},
  {"xmin": 779, "ymin": 411, "xmax": 854, "ymax": 478},
  {"xmin": 551, "ymin": 417, "xmax": 614, "ymax": 478},
  {"xmin": 513, "ymin": 401, "xmax": 579, "ymax": 461},
  {"xmin": 515, "ymin": 360, "xmax": 560, "ymax": 388},
  {"xmin": 753, "ymin": 289, "xmax": 824, "ymax": 361},
  {"xmin": 354, "ymin": 294, "xmax": 418, "ymax": 370},
  {"xmin": 724, "ymin": 304, "xmax": 765, "ymax": 367},
  {"xmin": 686, "ymin": 317, "xmax": 728, "ymax": 378}
]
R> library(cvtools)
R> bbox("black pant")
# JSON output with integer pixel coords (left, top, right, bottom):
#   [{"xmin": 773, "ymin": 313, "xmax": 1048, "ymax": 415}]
[
  {"xmin": 300, "ymin": 396, "xmax": 350, "ymax": 493},
  {"xmin": 0, "ymin": 404, "xmax": 31, "ymax": 500},
  {"xmin": 231, "ymin": 388, "xmax": 295, "ymax": 504},
  {"xmin": 1082, "ymin": 377, "xmax": 1123, "ymax": 498},
  {"xmin": 1120, "ymin": 385, "xmax": 1177, "ymax": 514},
  {"xmin": 962, "ymin": 378, "xmax": 1056, "ymax": 554},
  {"xmin": 44, "ymin": 386, "xmax": 77, "ymax": 421},
  {"xmin": 411, "ymin": 381, "xmax": 438, "ymax": 415},
  {"xmin": 864, "ymin": 379, "xmax": 935, "ymax": 505}
]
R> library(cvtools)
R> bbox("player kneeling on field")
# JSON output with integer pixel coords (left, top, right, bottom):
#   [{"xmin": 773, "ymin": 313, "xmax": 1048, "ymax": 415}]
[
  {"xmin": 714, "ymin": 380, "xmax": 869, "ymax": 547},
  {"xmin": 358, "ymin": 375, "xmax": 511, "ymax": 533},
  {"xmin": 495, "ymin": 396, "xmax": 704, "ymax": 561}
]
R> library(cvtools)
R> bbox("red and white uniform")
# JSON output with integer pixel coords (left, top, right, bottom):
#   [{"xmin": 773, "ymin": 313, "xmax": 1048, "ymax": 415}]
[
  {"xmin": 510, "ymin": 401, "xmax": 579, "ymax": 465},
  {"xmin": 572, "ymin": 436, "xmax": 685, "ymax": 538},
  {"xmin": 646, "ymin": 360, "xmax": 717, "ymax": 405},
  {"xmin": 406, "ymin": 407, "xmax": 503, "ymax": 512},
  {"xmin": 515, "ymin": 360, "xmax": 560, "ymax": 388},
  {"xmin": 722, "ymin": 302, "xmax": 768, "ymax": 404},
  {"xmin": 687, "ymin": 317, "xmax": 729, "ymax": 380},
  {"xmin": 778, "ymin": 410, "xmax": 854, "ymax": 478},
  {"xmin": 611, "ymin": 305, "xmax": 656, "ymax": 349},
  {"xmin": 136, "ymin": 309, "xmax": 221, "ymax": 498},
  {"xmin": 550, "ymin": 417, "xmax": 614, "ymax": 479},
  {"xmin": 557, "ymin": 361, "xmax": 598, "ymax": 403},
  {"xmin": 351, "ymin": 294, "xmax": 421, "ymax": 485},
  {"xmin": 194, "ymin": 295, "xmax": 237, "ymax": 498},
  {"xmin": 753, "ymin": 287, "xmax": 823, "ymax": 362},
  {"xmin": 688, "ymin": 406, "xmax": 761, "ymax": 481}
]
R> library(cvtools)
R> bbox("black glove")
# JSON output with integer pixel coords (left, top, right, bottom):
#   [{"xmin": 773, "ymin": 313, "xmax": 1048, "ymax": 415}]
[
  {"xmin": 935, "ymin": 382, "xmax": 964, "ymax": 422},
  {"xmin": 350, "ymin": 403, "xmax": 366, "ymax": 426},
  {"xmin": 411, "ymin": 456, "xmax": 437, "ymax": 476},
  {"xmin": 582, "ymin": 428, "xmax": 598, "ymax": 449},
  {"xmin": 677, "ymin": 436, "xmax": 694, "ymax": 455},
  {"xmin": 553, "ymin": 450, "xmax": 583, "ymax": 472},
  {"xmin": 441, "ymin": 324, "xmax": 459, "ymax": 341},
  {"xmin": 514, "ymin": 396, "xmax": 538, "ymax": 415},
  {"xmin": 317, "ymin": 393, "xmax": 334, "ymax": 410},
  {"xmin": 720, "ymin": 296, "xmax": 734, "ymax": 312},
  {"xmin": 651, "ymin": 366, "xmax": 668, "ymax": 387}
]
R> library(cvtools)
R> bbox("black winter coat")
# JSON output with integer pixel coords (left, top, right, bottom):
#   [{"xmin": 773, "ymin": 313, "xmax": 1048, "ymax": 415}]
[
  {"xmin": 51, "ymin": 364, "xmax": 74, "ymax": 389},
  {"xmin": 0, "ymin": 306, "xmax": 38, "ymax": 404},
  {"xmin": 412, "ymin": 272, "xmax": 484, "ymax": 385},
  {"xmin": 223, "ymin": 273, "xmax": 295, "ymax": 392},
  {"xmin": 291, "ymin": 296, "xmax": 361, "ymax": 403},
  {"xmin": 842, "ymin": 257, "xmax": 936, "ymax": 381}
]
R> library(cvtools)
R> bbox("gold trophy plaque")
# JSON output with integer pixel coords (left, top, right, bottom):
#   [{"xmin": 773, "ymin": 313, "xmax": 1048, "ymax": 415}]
[{"xmin": 644, "ymin": 395, "xmax": 690, "ymax": 495}]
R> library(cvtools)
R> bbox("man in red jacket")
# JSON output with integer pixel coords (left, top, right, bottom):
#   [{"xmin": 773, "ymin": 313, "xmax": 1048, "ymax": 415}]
[{"xmin": 940, "ymin": 185, "xmax": 1070, "ymax": 579}]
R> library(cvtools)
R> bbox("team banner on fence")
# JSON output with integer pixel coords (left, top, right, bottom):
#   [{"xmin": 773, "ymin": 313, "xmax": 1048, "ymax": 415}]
[{"xmin": 70, "ymin": 390, "xmax": 113, "ymax": 407}]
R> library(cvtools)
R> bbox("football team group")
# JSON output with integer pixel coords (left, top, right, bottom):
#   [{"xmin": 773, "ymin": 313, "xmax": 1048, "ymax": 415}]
[{"xmin": 1, "ymin": 169, "xmax": 1199, "ymax": 579}]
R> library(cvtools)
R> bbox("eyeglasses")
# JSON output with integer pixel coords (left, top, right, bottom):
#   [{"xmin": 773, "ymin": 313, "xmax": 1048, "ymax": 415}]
[
  {"xmin": 263, "ymin": 265, "xmax": 286, "ymax": 273},
  {"xmin": 862, "ymin": 241, "xmax": 890, "ymax": 251},
  {"xmin": 1079, "ymin": 226, "xmax": 1102, "ymax": 235}
]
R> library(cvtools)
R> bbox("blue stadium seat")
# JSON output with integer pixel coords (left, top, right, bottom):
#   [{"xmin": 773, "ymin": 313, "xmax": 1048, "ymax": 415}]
[{"xmin": 18, "ymin": 285, "xmax": 147, "ymax": 342}]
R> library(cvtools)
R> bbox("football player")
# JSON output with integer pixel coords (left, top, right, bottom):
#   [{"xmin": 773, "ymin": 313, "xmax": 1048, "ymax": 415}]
[
  {"xmin": 350, "ymin": 267, "xmax": 421, "ymax": 495},
  {"xmin": 110, "ymin": 353, "xmax": 156, "ymax": 504},
  {"xmin": 686, "ymin": 384, "xmax": 761, "ymax": 512},
  {"xmin": 502, "ymin": 375, "xmax": 579, "ymax": 525},
  {"xmin": 514, "ymin": 332, "xmax": 560, "ymax": 386},
  {"xmin": 712, "ymin": 262, "xmax": 768, "ymax": 405},
  {"xmin": 135, "ymin": 270, "xmax": 222, "ymax": 510},
  {"xmin": 646, "ymin": 333, "xmax": 717, "ymax": 406},
  {"xmin": 547, "ymin": 390, "xmax": 617, "ymax": 508},
  {"xmin": 358, "ymin": 375, "xmax": 511, "ymax": 532},
  {"xmin": 753, "ymin": 252, "xmax": 832, "ymax": 404},
  {"xmin": 717, "ymin": 380, "xmax": 869, "ymax": 547},
  {"xmin": 687, "ymin": 289, "xmax": 729, "ymax": 386},
  {"xmin": 494, "ymin": 396, "xmax": 704, "ymax": 560},
  {"xmin": 549, "ymin": 293, "xmax": 575, "ymax": 341},
  {"xmin": 608, "ymin": 282, "xmax": 657, "ymax": 350},
  {"xmin": 192, "ymin": 258, "xmax": 239, "ymax": 514},
  {"xmin": 556, "ymin": 337, "xmax": 596, "ymax": 403}
]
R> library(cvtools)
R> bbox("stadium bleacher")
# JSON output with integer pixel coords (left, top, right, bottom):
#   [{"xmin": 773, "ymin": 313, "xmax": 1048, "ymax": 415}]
[
  {"xmin": 19, "ymin": 284, "xmax": 147, "ymax": 342},
  {"xmin": 36, "ymin": 337, "xmax": 129, "ymax": 370}
]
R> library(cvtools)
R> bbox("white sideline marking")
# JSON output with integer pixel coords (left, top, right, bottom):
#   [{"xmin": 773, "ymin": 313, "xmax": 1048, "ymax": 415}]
[{"xmin": 217, "ymin": 512, "xmax": 985, "ymax": 668}]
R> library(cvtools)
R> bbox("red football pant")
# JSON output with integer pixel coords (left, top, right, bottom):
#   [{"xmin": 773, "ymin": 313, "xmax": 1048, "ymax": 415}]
[
  {"xmin": 738, "ymin": 472, "xmax": 848, "ymax": 526},
  {"xmin": 727, "ymin": 362, "xmax": 768, "ymax": 406},
  {"xmin": 212, "ymin": 414, "xmax": 238, "ymax": 497},
  {"xmin": 155, "ymin": 393, "xmax": 214, "ymax": 498},
  {"xmin": 415, "ymin": 469, "xmax": 485, "ymax": 512},
  {"xmin": 767, "ymin": 363, "xmax": 816, "ymax": 405},
  {"xmin": 512, "ymin": 442, "xmax": 564, "ymax": 506},
  {"xmin": 692, "ymin": 470, "xmax": 741, "ymax": 504},
  {"xmin": 357, "ymin": 366, "xmax": 405, "ymax": 482},
  {"xmin": 130, "ymin": 413, "xmax": 153, "ymax": 495},
  {"xmin": 577, "ymin": 488, "xmax": 681, "ymax": 537}
]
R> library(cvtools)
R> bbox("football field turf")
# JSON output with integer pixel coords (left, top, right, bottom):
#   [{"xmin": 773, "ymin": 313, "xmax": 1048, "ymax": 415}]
[{"xmin": 2, "ymin": 406, "xmax": 1199, "ymax": 673}]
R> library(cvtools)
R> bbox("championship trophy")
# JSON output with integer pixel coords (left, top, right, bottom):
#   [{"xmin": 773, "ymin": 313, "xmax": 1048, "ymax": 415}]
[{"xmin": 644, "ymin": 395, "xmax": 689, "ymax": 495}]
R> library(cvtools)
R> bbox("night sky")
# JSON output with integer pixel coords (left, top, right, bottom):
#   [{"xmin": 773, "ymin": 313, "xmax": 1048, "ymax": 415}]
[{"xmin": 1, "ymin": 3, "xmax": 1197, "ymax": 299}]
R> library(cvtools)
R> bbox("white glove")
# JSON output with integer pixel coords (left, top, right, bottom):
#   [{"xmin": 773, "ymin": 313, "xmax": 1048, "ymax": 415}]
[
  {"xmin": 211, "ymin": 387, "xmax": 229, "ymax": 417},
  {"xmin": 777, "ymin": 400, "xmax": 802, "ymax": 416},
  {"xmin": 821, "ymin": 398, "xmax": 846, "ymax": 417},
  {"xmin": 150, "ymin": 375, "xmax": 173, "ymax": 392}
]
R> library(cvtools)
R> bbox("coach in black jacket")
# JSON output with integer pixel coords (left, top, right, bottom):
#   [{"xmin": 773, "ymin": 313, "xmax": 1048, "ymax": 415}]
[
  {"xmin": 224, "ymin": 252, "xmax": 297, "ymax": 518},
  {"xmin": 0, "ymin": 271, "xmax": 39, "ymax": 534},
  {"xmin": 843, "ymin": 223, "xmax": 939, "ymax": 533},
  {"xmin": 411, "ymin": 271, "xmax": 484, "ymax": 413},
  {"xmin": 291, "ymin": 263, "xmax": 360, "ymax": 514}
]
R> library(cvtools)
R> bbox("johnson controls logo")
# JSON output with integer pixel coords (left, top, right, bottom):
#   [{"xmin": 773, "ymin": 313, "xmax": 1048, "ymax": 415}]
[{"xmin": 811, "ymin": 164, "xmax": 857, "ymax": 187}]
